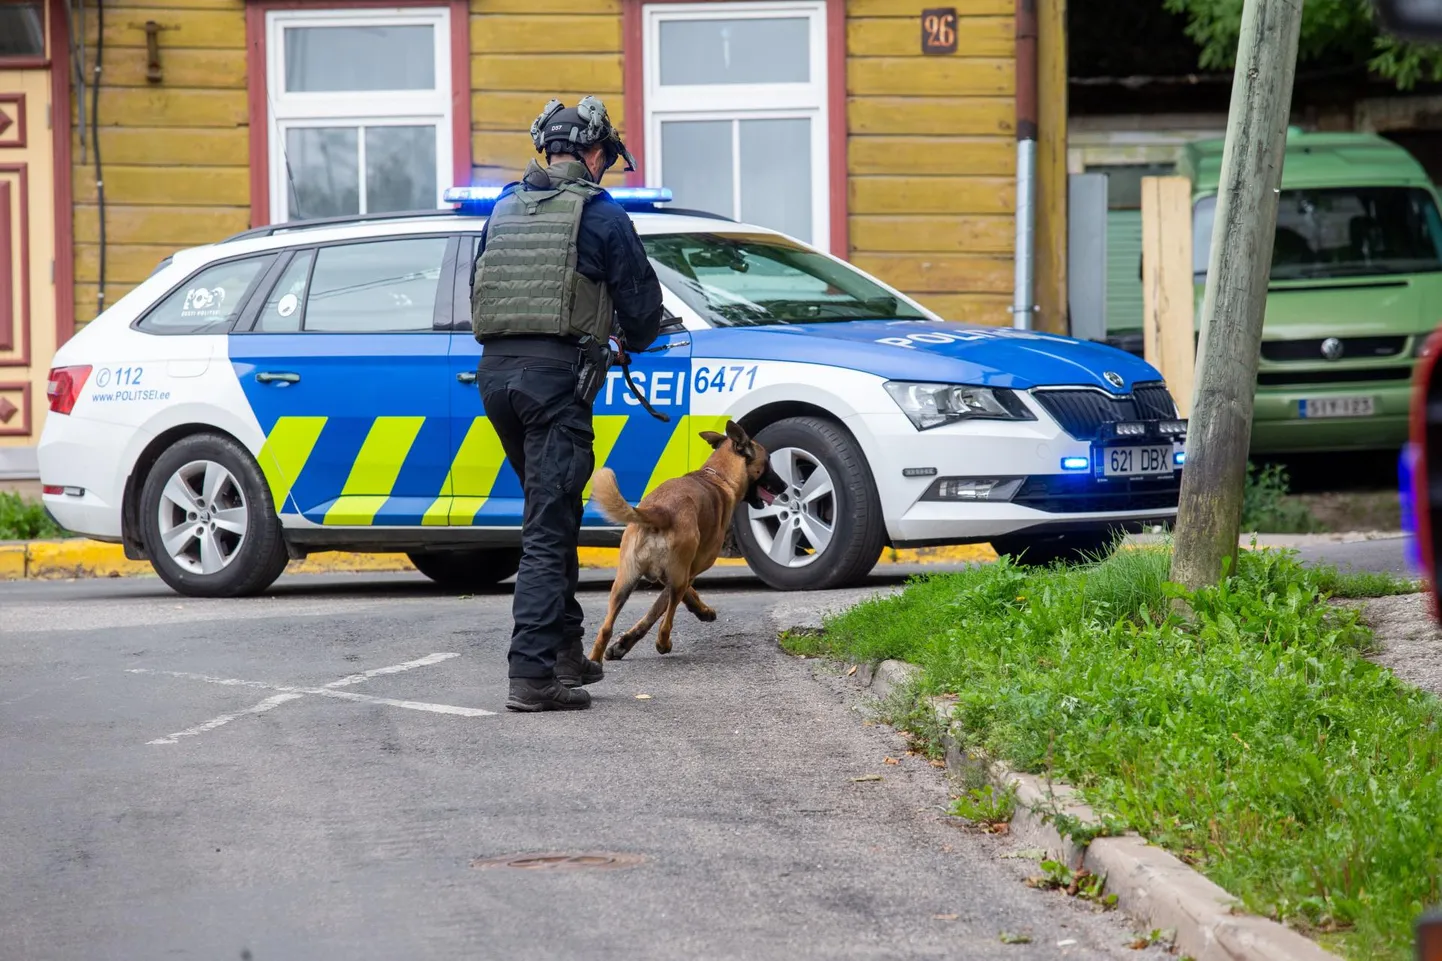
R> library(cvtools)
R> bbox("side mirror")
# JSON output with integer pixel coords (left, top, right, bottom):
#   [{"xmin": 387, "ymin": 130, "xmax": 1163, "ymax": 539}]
[{"xmin": 659, "ymin": 306, "xmax": 685, "ymax": 334}]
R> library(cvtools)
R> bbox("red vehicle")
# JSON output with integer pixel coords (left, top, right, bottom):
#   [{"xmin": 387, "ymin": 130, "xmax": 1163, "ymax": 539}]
[{"xmin": 1410, "ymin": 327, "xmax": 1442, "ymax": 621}]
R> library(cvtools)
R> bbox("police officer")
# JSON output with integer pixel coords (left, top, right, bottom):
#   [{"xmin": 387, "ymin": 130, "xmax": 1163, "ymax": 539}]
[{"xmin": 470, "ymin": 97, "xmax": 663, "ymax": 712}]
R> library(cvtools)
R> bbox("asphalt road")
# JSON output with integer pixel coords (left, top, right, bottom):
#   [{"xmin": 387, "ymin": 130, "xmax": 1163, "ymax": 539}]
[{"xmin": 1, "ymin": 567, "xmax": 1174, "ymax": 961}]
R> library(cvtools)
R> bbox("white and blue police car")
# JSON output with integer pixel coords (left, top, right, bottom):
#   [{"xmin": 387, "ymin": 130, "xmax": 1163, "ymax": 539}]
[{"xmin": 37, "ymin": 187, "xmax": 1187, "ymax": 597}]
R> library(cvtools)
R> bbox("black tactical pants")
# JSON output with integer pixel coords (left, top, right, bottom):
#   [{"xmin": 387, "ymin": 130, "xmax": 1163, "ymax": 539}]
[{"xmin": 477, "ymin": 353, "xmax": 595, "ymax": 679}]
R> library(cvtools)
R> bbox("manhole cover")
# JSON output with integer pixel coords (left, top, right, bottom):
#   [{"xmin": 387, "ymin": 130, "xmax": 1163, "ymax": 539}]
[{"xmin": 470, "ymin": 852, "xmax": 648, "ymax": 871}]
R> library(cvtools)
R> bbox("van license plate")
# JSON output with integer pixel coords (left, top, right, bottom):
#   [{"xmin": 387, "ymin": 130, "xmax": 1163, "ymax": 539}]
[
  {"xmin": 1100, "ymin": 445, "xmax": 1173, "ymax": 477},
  {"xmin": 1299, "ymin": 396, "xmax": 1375, "ymax": 418}
]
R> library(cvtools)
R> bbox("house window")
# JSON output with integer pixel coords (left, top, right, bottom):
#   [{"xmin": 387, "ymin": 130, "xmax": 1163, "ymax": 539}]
[
  {"xmin": 265, "ymin": 8, "xmax": 452, "ymax": 223},
  {"xmin": 643, "ymin": 1, "xmax": 830, "ymax": 248}
]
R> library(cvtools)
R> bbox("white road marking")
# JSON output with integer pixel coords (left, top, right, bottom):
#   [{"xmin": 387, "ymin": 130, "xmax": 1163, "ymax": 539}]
[
  {"xmin": 323, "ymin": 652, "xmax": 459, "ymax": 689},
  {"xmin": 147, "ymin": 693, "xmax": 305, "ymax": 745},
  {"xmin": 128, "ymin": 653, "xmax": 494, "ymax": 744}
]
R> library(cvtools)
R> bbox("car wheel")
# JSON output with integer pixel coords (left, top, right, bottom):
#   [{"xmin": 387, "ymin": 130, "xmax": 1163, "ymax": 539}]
[
  {"xmin": 989, "ymin": 529, "xmax": 1118, "ymax": 567},
  {"xmin": 733, "ymin": 416, "xmax": 886, "ymax": 591},
  {"xmin": 407, "ymin": 548, "xmax": 522, "ymax": 590},
  {"xmin": 139, "ymin": 432, "xmax": 290, "ymax": 597}
]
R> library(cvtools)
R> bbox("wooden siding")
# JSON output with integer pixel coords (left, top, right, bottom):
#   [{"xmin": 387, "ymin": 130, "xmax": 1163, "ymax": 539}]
[
  {"xmin": 846, "ymin": 0, "xmax": 1016, "ymax": 326},
  {"xmin": 469, "ymin": 0, "xmax": 627, "ymax": 190},
  {"xmin": 72, "ymin": 0, "xmax": 248, "ymax": 326}
]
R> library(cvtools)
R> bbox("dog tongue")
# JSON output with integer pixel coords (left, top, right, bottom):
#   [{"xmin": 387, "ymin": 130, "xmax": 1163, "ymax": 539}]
[{"xmin": 759, "ymin": 487, "xmax": 777, "ymax": 506}]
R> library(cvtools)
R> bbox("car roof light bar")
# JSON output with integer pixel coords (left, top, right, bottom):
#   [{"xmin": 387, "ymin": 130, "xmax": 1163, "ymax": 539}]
[{"xmin": 442, "ymin": 186, "xmax": 674, "ymax": 211}]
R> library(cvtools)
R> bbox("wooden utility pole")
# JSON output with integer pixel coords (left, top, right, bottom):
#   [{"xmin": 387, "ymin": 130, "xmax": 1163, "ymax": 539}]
[{"xmin": 1169, "ymin": 0, "xmax": 1302, "ymax": 591}]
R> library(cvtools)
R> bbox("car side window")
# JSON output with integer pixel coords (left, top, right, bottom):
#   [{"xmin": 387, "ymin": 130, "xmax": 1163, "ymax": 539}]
[
  {"xmin": 136, "ymin": 256, "xmax": 273, "ymax": 334},
  {"xmin": 450, "ymin": 234, "xmax": 483, "ymax": 330},
  {"xmin": 301, "ymin": 237, "xmax": 449, "ymax": 333},
  {"xmin": 256, "ymin": 251, "xmax": 315, "ymax": 333}
]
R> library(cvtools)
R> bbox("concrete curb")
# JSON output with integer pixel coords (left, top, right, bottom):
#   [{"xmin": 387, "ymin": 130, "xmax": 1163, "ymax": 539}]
[
  {"xmin": 860, "ymin": 659, "xmax": 1342, "ymax": 961},
  {"xmin": 0, "ymin": 539, "xmax": 999, "ymax": 581}
]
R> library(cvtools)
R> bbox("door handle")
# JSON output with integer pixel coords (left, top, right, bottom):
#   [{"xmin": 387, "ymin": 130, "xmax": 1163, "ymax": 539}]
[
  {"xmin": 457, "ymin": 370, "xmax": 477, "ymax": 385},
  {"xmin": 642, "ymin": 339, "xmax": 690, "ymax": 352},
  {"xmin": 256, "ymin": 371, "xmax": 300, "ymax": 385}
]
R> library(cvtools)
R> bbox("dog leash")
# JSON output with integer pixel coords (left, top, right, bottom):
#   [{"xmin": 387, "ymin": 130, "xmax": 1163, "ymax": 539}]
[{"xmin": 611, "ymin": 338, "xmax": 670, "ymax": 423}]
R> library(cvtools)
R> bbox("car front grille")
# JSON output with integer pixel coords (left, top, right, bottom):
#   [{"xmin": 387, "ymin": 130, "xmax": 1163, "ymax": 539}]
[
  {"xmin": 1260, "ymin": 336, "xmax": 1407, "ymax": 362},
  {"xmin": 1031, "ymin": 383, "xmax": 1178, "ymax": 441},
  {"xmin": 1011, "ymin": 472, "xmax": 1182, "ymax": 514},
  {"xmin": 1256, "ymin": 367, "xmax": 1412, "ymax": 386}
]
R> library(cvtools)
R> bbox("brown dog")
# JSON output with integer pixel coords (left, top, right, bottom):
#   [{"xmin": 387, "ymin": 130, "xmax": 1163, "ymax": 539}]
[{"xmin": 588, "ymin": 421, "xmax": 786, "ymax": 662}]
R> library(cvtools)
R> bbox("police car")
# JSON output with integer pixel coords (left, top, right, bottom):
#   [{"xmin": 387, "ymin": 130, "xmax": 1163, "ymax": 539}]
[{"xmin": 37, "ymin": 187, "xmax": 1186, "ymax": 598}]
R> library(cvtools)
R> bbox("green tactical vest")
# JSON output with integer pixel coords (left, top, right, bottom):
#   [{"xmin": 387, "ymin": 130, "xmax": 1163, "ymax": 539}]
[{"xmin": 471, "ymin": 159, "xmax": 613, "ymax": 344}]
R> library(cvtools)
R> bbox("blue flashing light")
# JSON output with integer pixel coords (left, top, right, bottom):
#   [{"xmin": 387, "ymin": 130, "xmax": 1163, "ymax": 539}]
[
  {"xmin": 1061, "ymin": 456, "xmax": 1090, "ymax": 472},
  {"xmin": 444, "ymin": 186, "xmax": 504, "ymax": 204},
  {"xmin": 607, "ymin": 187, "xmax": 673, "ymax": 205},
  {"xmin": 443, "ymin": 185, "xmax": 673, "ymax": 212},
  {"xmin": 1174, "ymin": 451, "xmax": 1186, "ymax": 467}
]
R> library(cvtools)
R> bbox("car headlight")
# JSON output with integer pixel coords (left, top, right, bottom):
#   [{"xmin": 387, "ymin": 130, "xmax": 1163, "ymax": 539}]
[{"xmin": 883, "ymin": 382, "xmax": 1034, "ymax": 430}]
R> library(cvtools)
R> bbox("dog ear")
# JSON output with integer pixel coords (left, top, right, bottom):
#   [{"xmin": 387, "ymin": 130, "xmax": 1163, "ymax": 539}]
[
  {"xmin": 724, "ymin": 420, "xmax": 749, "ymax": 446},
  {"xmin": 698, "ymin": 430, "xmax": 727, "ymax": 449}
]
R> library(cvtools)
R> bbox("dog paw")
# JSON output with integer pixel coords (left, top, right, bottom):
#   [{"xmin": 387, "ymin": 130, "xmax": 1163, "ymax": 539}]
[
  {"xmin": 655, "ymin": 638, "xmax": 672, "ymax": 655},
  {"xmin": 603, "ymin": 645, "xmax": 627, "ymax": 661},
  {"xmin": 694, "ymin": 608, "xmax": 717, "ymax": 622}
]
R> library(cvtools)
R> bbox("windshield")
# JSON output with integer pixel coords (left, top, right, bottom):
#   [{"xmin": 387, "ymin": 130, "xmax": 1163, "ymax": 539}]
[
  {"xmin": 1193, "ymin": 187, "xmax": 1442, "ymax": 281},
  {"xmin": 643, "ymin": 232, "xmax": 928, "ymax": 327}
]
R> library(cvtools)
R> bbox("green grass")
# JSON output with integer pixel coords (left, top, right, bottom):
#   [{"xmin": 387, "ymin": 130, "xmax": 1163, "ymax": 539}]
[
  {"xmin": 0, "ymin": 492, "xmax": 64, "ymax": 540},
  {"xmin": 811, "ymin": 546, "xmax": 1440, "ymax": 960}
]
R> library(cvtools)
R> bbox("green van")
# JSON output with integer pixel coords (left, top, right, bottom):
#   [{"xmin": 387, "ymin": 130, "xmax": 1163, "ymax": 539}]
[{"xmin": 1114, "ymin": 130, "xmax": 1442, "ymax": 453}]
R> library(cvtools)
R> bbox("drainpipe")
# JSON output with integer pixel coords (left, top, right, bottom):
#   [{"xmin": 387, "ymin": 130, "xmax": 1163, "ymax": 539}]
[{"xmin": 1012, "ymin": 0, "xmax": 1038, "ymax": 331}]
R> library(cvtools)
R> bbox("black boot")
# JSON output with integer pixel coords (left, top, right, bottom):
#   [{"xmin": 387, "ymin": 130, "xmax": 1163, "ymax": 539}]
[
  {"xmin": 555, "ymin": 636, "xmax": 604, "ymax": 688},
  {"xmin": 505, "ymin": 677, "xmax": 591, "ymax": 712}
]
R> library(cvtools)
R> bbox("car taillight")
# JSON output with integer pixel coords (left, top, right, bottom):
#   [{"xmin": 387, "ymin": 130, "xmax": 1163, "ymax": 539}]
[{"xmin": 46, "ymin": 365, "xmax": 91, "ymax": 414}]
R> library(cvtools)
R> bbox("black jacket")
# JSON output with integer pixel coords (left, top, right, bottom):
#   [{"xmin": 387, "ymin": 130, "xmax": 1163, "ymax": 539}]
[{"xmin": 470, "ymin": 186, "xmax": 664, "ymax": 354}]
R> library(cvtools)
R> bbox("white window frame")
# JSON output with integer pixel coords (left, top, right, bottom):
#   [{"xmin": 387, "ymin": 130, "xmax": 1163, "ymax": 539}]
[
  {"xmin": 643, "ymin": 0, "xmax": 831, "ymax": 251},
  {"xmin": 265, "ymin": 7, "xmax": 452, "ymax": 223}
]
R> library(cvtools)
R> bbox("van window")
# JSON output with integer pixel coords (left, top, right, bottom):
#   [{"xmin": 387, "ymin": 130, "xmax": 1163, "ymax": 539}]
[{"xmin": 1193, "ymin": 187, "xmax": 1442, "ymax": 280}]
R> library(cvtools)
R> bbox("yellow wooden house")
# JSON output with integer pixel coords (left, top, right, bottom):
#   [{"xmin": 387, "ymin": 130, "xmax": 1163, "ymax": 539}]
[{"xmin": 0, "ymin": 0, "xmax": 1066, "ymax": 474}]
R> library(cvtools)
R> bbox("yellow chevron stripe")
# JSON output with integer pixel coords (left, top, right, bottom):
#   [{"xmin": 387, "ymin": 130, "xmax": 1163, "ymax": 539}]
[
  {"xmin": 448, "ymin": 417, "xmax": 509, "ymax": 524},
  {"xmin": 323, "ymin": 495, "xmax": 392, "ymax": 526},
  {"xmin": 256, "ymin": 416, "xmax": 327, "ymax": 514},
  {"xmin": 324, "ymin": 416, "xmax": 425, "ymax": 526},
  {"xmin": 582, "ymin": 415, "xmax": 629, "ymax": 503}
]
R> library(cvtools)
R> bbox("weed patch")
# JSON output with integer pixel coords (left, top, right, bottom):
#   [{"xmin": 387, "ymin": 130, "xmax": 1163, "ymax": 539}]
[
  {"xmin": 821, "ymin": 546, "xmax": 1442, "ymax": 960},
  {"xmin": 950, "ymin": 783, "xmax": 1015, "ymax": 827},
  {"xmin": 0, "ymin": 492, "xmax": 64, "ymax": 540}
]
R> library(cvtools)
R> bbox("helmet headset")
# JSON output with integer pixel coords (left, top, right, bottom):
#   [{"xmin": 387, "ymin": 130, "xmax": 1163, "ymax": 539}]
[{"xmin": 529, "ymin": 96, "xmax": 636, "ymax": 177}]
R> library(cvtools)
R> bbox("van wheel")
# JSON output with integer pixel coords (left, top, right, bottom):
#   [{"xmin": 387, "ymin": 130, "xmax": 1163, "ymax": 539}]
[
  {"xmin": 733, "ymin": 417, "xmax": 886, "ymax": 591},
  {"xmin": 407, "ymin": 548, "xmax": 522, "ymax": 589},
  {"xmin": 139, "ymin": 433, "xmax": 289, "ymax": 597},
  {"xmin": 990, "ymin": 530, "xmax": 1118, "ymax": 566}
]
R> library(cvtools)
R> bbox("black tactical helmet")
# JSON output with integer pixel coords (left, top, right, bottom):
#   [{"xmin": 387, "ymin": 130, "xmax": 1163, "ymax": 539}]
[{"xmin": 530, "ymin": 96, "xmax": 636, "ymax": 175}]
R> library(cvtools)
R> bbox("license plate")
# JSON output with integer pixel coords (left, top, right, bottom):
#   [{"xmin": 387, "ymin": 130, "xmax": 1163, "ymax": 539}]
[
  {"xmin": 1100, "ymin": 445, "xmax": 1173, "ymax": 477},
  {"xmin": 1298, "ymin": 396, "xmax": 1375, "ymax": 419}
]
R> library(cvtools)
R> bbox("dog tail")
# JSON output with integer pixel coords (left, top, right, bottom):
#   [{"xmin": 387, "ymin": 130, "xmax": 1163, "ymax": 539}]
[{"xmin": 590, "ymin": 468, "xmax": 672, "ymax": 529}]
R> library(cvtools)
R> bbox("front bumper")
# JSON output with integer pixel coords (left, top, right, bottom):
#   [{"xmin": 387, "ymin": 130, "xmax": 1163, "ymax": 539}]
[
  {"xmin": 1251, "ymin": 379, "xmax": 1411, "ymax": 453},
  {"xmin": 850, "ymin": 410, "xmax": 1181, "ymax": 547}
]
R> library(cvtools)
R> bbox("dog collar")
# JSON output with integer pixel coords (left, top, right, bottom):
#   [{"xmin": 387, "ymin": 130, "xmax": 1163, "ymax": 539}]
[{"xmin": 701, "ymin": 466, "xmax": 728, "ymax": 483}]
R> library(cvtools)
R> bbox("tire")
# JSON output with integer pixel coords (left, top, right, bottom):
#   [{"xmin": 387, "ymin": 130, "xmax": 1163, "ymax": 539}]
[
  {"xmin": 733, "ymin": 416, "xmax": 887, "ymax": 591},
  {"xmin": 989, "ymin": 529, "xmax": 1118, "ymax": 567},
  {"xmin": 407, "ymin": 548, "xmax": 522, "ymax": 589},
  {"xmin": 138, "ymin": 432, "xmax": 290, "ymax": 598}
]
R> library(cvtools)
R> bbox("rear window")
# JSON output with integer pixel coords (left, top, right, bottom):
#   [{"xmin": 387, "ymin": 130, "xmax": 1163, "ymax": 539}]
[
  {"xmin": 1193, "ymin": 187, "xmax": 1442, "ymax": 281},
  {"xmin": 136, "ymin": 256, "xmax": 274, "ymax": 334},
  {"xmin": 642, "ymin": 233, "xmax": 927, "ymax": 328}
]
